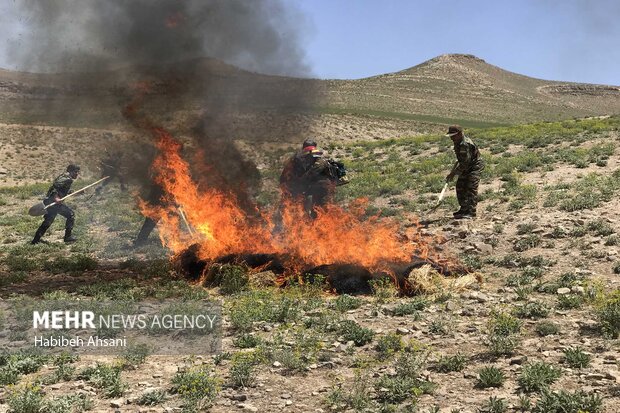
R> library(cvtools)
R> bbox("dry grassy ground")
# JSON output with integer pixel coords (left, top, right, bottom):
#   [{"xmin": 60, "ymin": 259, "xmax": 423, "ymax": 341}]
[{"xmin": 0, "ymin": 117, "xmax": 619, "ymax": 412}]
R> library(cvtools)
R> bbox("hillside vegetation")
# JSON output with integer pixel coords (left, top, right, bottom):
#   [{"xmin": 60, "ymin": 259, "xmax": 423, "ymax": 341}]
[{"xmin": 0, "ymin": 117, "xmax": 619, "ymax": 412}]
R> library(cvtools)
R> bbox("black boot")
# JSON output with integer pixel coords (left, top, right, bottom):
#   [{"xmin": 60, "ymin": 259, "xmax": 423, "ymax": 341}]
[
  {"xmin": 31, "ymin": 228, "xmax": 47, "ymax": 245},
  {"xmin": 64, "ymin": 229, "xmax": 77, "ymax": 243}
]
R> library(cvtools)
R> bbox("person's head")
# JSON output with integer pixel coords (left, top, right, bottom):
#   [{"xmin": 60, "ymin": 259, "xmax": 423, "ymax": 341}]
[
  {"xmin": 66, "ymin": 164, "xmax": 81, "ymax": 179},
  {"xmin": 445, "ymin": 125, "xmax": 463, "ymax": 143},
  {"xmin": 302, "ymin": 139, "xmax": 317, "ymax": 151}
]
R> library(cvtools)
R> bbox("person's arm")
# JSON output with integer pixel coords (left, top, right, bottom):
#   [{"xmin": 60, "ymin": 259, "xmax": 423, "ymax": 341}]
[{"xmin": 446, "ymin": 145, "xmax": 472, "ymax": 181}]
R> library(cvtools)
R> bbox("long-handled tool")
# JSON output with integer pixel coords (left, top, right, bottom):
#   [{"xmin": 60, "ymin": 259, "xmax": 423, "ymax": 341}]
[
  {"xmin": 428, "ymin": 182, "xmax": 449, "ymax": 212},
  {"xmin": 177, "ymin": 206, "xmax": 195, "ymax": 236},
  {"xmin": 27, "ymin": 176, "xmax": 110, "ymax": 216}
]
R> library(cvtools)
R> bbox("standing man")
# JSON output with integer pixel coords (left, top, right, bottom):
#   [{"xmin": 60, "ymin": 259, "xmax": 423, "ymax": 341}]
[
  {"xmin": 445, "ymin": 125, "xmax": 484, "ymax": 219},
  {"xmin": 279, "ymin": 139, "xmax": 337, "ymax": 219},
  {"xmin": 133, "ymin": 183, "xmax": 164, "ymax": 247},
  {"xmin": 31, "ymin": 164, "xmax": 81, "ymax": 244},
  {"xmin": 95, "ymin": 148, "xmax": 126, "ymax": 195}
]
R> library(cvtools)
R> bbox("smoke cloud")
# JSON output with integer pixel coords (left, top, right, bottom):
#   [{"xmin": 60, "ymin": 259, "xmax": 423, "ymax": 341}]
[{"xmin": 6, "ymin": 0, "xmax": 321, "ymax": 207}]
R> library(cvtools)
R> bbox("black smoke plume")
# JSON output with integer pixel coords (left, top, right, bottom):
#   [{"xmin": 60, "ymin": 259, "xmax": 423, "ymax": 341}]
[{"xmin": 6, "ymin": 0, "xmax": 321, "ymax": 205}]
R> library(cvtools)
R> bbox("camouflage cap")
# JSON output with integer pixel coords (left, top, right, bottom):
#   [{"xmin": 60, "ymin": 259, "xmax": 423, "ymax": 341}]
[
  {"xmin": 66, "ymin": 164, "xmax": 81, "ymax": 173},
  {"xmin": 445, "ymin": 125, "xmax": 463, "ymax": 137}
]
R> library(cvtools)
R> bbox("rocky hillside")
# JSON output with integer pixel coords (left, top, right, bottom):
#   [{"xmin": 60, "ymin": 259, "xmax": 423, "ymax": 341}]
[
  {"xmin": 0, "ymin": 54, "xmax": 619, "ymax": 131},
  {"xmin": 324, "ymin": 54, "xmax": 620, "ymax": 125}
]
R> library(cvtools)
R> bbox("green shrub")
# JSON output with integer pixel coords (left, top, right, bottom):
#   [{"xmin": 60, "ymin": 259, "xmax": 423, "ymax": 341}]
[
  {"xmin": 172, "ymin": 366, "xmax": 219, "ymax": 405},
  {"xmin": 43, "ymin": 394, "xmax": 93, "ymax": 413},
  {"xmin": 513, "ymin": 301, "xmax": 549, "ymax": 319},
  {"xmin": 486, "ymin": 334, "xmax": 519, "ymax": 357},
  {"xmin": 121, "ymin": 343, "xmax": 150, "ymax": 368},
  {"xmin": 136, "ymin": 389, "xmax": 167, "ymax": 406},
  {"xmin": 596, "ymin": 289, "xmax": 620, "ymax": 338},
  {"xmin": 434, "ymin": 353, "xmax": 467, "ymax": 373},
  {"xmin": 217, "ymin": 264, "xmax": 249, "ymax": 295},
  {"xmin": 375, "ymin": 351, "xmax": 435, "ymax": 404},
  {"xmin": 557, "ymin": 294, "xmax": 584, "ymax": 310},
  {"xmin": 77, "ymin": 363, "xmax": 126, "ymax": 397},
  {"xmin": 477, "ymin": 396, "xmax": 507, "ymax": 413},
  {"xmin": 325, "ymin": 371, "xmax": 373, "ymax": 411},
  {"xmin": 332, "ymin": 294, "xmax": 362, "ymax": 312},
  {"xmin": 375, "ymin": 333, "xmax": 403, "ymax": 360},
  {"xmin": 233, "ymin": 333, "xmax": 262, "ymax": 349},
  {"xmin": 516, "ymin": 222, "xmax": 538, "ymax": 235},
  {"xmin": 488, "ymin": 311, "xmax": 522, "ymax": 336},
  {"xmin": 518, "ymin": 362, "xmax": 562, "ymax": 393},
  {"xmin": 7, "ymin": 384, "xmax": 43, "ymax": 413},
  {"xmin": 229, "ymin": 352, "xmax": 261, "ymax": 389},
  {"xmin": 476, "ymin": 366, "xmax": 505, "ymax": 388},
  {"xmin": 586, "ymin": 218, "xmax": 614, "ymax": 236},
  {"xmin": 513, "ymin": 234, "xmax": 542, "ymax": 252},
  {"xmin": 339, "ymin": 320, "xmax": 374, "ymax": 346},
  {"xmin": 532, "ymin": 389, "xmax": 603, "ymax": 413},
  {"xmin": 392, "ymin": 297, "xmax": 428, "ymax": 316},
  {"xmin": 0, "ymin": 366, "xmax": 19, "ymax": 385},
  {"xmin": 535, "ymin": 321, "xmax": 560, "ymax": 337},
  {"xmin": 563, "ymin": 347, "xmax": 591, "ymax": 369}
]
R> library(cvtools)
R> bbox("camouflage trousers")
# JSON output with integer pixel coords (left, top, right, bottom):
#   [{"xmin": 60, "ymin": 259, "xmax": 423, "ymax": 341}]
[{"xmin": 456, "ymin": 171, "xmax": 481, "ymax": 214}]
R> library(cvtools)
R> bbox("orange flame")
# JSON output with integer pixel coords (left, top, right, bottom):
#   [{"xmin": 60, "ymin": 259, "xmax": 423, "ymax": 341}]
[{"xmin": 140, "ymin": 128, "xmax": 448, "ymax": 273}]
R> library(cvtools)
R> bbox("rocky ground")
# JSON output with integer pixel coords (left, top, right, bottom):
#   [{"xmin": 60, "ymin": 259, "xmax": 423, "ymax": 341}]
[{"xmin": 0, "ymin": 117, "xmax": 619, "ymax": 412}]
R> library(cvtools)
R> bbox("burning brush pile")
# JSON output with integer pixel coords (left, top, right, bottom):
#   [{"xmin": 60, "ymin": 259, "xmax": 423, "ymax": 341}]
[
  {"xmin": 141, "ymin": 129, "xmax": 469, "ymax": 296},
  {"xmin": 6, "ymin": 0, "xmax": 470, "ymax": 294}
]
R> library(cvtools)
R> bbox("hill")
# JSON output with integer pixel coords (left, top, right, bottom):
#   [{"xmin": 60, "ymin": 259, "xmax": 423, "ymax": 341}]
[
  {"xmin": 0, "ymin": 54, "xmax": 619, "ymax": 132},
  {"xmin": 322, "ymin": 54, "xmax": 620, "ymax": 125}
]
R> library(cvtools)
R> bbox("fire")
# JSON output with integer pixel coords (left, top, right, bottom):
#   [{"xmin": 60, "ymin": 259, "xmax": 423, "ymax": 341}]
[{"xmin": 139, "ymin": 127, "xmax": 449, "ymax": 274}]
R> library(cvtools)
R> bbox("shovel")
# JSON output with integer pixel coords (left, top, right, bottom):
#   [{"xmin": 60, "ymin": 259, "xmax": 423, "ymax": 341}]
[{"xmin": 28, "ymin": 176, "xmax": 110, "ymax": 216}]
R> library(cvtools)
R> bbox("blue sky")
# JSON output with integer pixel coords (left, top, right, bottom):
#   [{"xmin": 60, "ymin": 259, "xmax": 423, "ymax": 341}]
[
  {"xmin": 293, "ymin": 0, "xmax": 620, "ymax": 85},
  {"xmin": 0, "ymin": 1, "xmax": 618, "ymax": 85}
]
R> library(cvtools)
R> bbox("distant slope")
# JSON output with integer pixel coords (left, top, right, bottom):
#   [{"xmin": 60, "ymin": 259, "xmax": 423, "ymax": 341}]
[
  {"xmin": 322, "ymin": 54, "xmax": 620, "ymax": 124},
  {"xmin": 0, "ymin": 54, "xmax": 618, "ymax": 130}
]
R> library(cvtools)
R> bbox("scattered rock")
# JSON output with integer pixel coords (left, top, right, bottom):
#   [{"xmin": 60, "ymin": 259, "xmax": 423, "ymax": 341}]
[
  {"xmin": 556, "ymin": 287, "xmax": 571, "ymax": 295},
  {"xmin": 231, "ymin": 394, "xmax": 247, "ymax": 401},
  {"xmin": 510, "ymin": 356, "xmax": 528, "ymax": 365},
  {"xmin": 272, "ymin": 361, "xmax": 282, "ymax": 368},
  {"xmin": 585, "ymin": 373, "xmax": 608, "ymax": 381},
  {"xmin": 571, "ymin": 286, "xmax": 585, "ymax": 295},
  {"xmin": 110, "ymin": 399, "xmax": 125, "ymax": 408},
  {"xmin": 473, "ymin": 242, "xmax": 493, "ymax": 254},
  {"xmin": 238, "ymin": 403, "xmax": 258, "ymax": 412},
  {"xmin": 396, "ymin": 327, "xmax": 410, "ymax": 335},
  {"xmin": 281, "ymin": 393, "xmax": 292, "ymax": 399}
]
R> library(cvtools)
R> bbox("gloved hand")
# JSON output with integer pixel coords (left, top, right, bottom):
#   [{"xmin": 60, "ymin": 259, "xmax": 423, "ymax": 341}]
[{"xmin": 445, "ymin": 172, "xmax": 455, "ymax": 182}]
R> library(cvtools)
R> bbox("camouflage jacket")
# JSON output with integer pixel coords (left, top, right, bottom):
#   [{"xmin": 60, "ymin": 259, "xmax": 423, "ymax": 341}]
[
  {"xmin": 453, "ymin": 136, "xmax": 484, "ymax": 174},
  {"xmin": 99, "ymin": 155, "xmax": 121, "ymax": 175},
  {"xmin": 280, "ymin": 150, "xmax": 333, "ymax": 189},
  {"xmin": 45, "ymin": 172, "xmax": 74, "ymax": 200}
]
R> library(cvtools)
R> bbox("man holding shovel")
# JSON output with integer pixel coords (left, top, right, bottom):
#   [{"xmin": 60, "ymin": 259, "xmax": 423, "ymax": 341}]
[
  {"xmin": 445, "ymin": 125, "xmax": 484, "ymax": 219},
  {"xmin": 31, "ymin": 164, "xmax": 81, "ymax": 244}
]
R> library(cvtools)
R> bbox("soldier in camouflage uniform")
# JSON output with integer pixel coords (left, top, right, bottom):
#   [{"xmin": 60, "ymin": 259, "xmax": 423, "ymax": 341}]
[
  {"xmin": 95, "ymin": 148, "xmax": 126, "ymax": 195},
  {"xmin": 133, "ymin": 183, "xmax": 164, "ymax": 247},
  {"xmin": 280, "ymin": 139, "xmax": 336, "ymax": 219},
  {"xmin": 445, "ymin": 125, "xmax": 484, "ymax": 219},
  {"xmin": 31, "ymin": 164, "xmax": 81, "ymax": 244}
]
